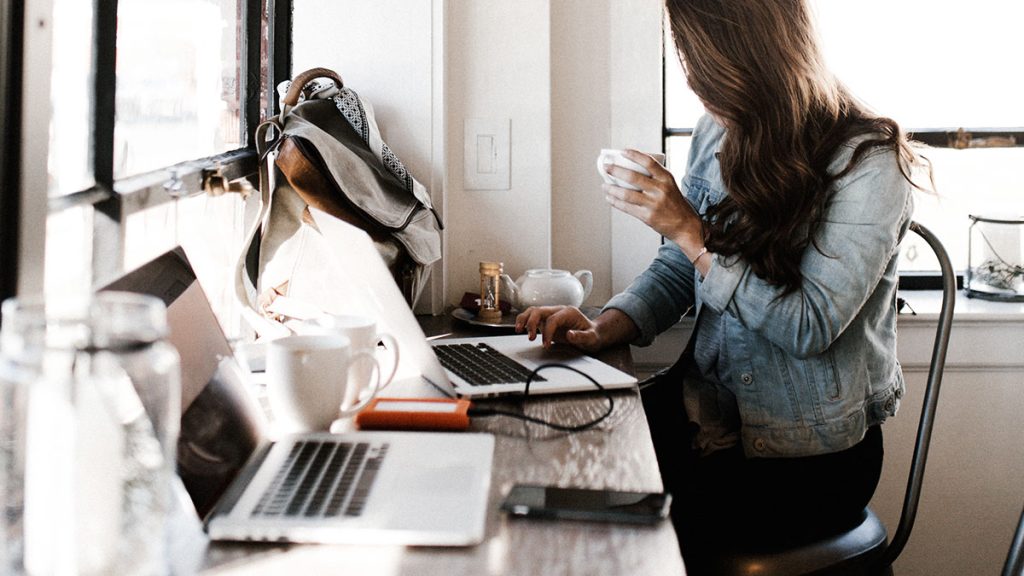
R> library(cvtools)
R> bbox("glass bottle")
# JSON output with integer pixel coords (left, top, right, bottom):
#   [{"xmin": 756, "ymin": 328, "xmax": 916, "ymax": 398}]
[{"xmin": 0, "ymin": 292, "xmax": 180, "ymax": 575}]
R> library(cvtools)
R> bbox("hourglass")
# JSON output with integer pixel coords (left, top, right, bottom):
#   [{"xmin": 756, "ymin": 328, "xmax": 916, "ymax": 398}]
[{"xmin": 478, "ymin": 262, "xmax": 504, "ymax": 321}]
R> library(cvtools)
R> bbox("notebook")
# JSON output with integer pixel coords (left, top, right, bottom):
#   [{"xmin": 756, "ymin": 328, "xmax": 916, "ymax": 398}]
[
  {"xmin": 102, "ymin": 248, "xmax": 494, "ymax": 546},
  {"xmin": 275, "ymin": 207, "xmax": 638, "ymax": 399}
]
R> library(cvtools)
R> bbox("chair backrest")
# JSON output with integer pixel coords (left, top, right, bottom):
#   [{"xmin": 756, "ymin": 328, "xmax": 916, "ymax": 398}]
[
  {"xmin": 877, "ymin": 221, "xmax": 956, "ymax": 568},
  {"xmin": 1003, "ymin": 503, "xmax": 1024, "ymax": 576}
]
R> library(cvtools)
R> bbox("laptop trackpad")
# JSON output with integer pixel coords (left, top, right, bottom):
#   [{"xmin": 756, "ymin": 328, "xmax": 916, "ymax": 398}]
[{"xmin": 378, "ymin": 465, "xmax": 481, "ymax": 529}]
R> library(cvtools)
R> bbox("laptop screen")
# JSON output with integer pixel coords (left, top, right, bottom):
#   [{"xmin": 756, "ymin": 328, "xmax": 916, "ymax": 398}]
[
  {"xmin": 305, "ymin": 207, "xmax": 455, "ymax": 396},
  {"xmin": 102, "ymin": 248, "xmax": 267, "ymax": 518}
]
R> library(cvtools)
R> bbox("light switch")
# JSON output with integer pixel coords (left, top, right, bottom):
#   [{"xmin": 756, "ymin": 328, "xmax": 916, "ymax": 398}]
[
  {"xmin": 464, "ymin": 118, "xmax": 510, "ymax": 190},
  {"xmin": 477, "ymin": 135, "xmax": 495, "ymax": 173}
]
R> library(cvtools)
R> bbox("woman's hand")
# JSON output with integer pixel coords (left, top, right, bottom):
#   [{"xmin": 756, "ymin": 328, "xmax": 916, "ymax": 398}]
[
  {"xmin": 514, "ymin": 306, "xmax": 603, "ymax": 353},
  {"xmin": 602, "ymin": 150, "xmax": 705, "ymax": 262}
]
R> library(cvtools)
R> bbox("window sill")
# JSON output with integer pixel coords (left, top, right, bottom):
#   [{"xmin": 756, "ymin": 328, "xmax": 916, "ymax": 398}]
[
  {"xmin": 632, "ymin": 290, "xmax": 1024, "ymax": 373},
  {"xmin": 897, "ymin": 289, "xmax": 1024, "ymax": 323}
]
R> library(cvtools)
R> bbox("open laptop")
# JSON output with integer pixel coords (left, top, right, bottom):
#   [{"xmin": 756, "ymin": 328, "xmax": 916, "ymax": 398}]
[
  {"xmin": 266, "ymin": 208, "xmax": 637, "ymax": 399},
  {"xmin": 103, "ymin": 248, "xmax": 494, "ymax": 546}
]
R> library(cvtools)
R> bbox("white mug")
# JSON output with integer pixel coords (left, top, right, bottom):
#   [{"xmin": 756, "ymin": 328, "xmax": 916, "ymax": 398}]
[
  {"xmin": 299, "ymin": 314, "xmax": 400, "ymax": 410},
  {"xmin": 596, "ymin": 149, "xmax": 667, "ymax": 191},
  {"xmin": 266, "ymin": 334, "xmax": 382, "ymax": 433}
]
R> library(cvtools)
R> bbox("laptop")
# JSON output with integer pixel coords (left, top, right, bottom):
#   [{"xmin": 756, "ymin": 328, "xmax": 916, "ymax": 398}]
[
  {"xmin": 102, "ymin": 248, "xmax": 494, "ymax": 546},
  {"xmin": 266, "ymin": 207, "xmax": 637, "ymax": 400}
]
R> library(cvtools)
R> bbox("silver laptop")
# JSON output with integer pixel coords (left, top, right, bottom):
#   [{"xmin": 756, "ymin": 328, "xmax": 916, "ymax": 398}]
[
  {"xmin": 277, "ymin": 208, "xmax": 637, "ymax": 399},
  {"xmin": 103, "ymin": 248, "xmax": 494, "ymax": 546}
]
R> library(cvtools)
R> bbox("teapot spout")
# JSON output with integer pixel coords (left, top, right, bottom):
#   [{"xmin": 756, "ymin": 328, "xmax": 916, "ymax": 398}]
[{"xmin": 499, "ymin": 273, "xmax": 520, "ymax": 310}]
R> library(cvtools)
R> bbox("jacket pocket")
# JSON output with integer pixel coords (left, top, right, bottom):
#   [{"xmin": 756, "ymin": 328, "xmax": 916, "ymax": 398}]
[
  {"xmin": 772, "ymin": 346, "xmax": 844, "ymax": 425},
  {"xmin": 824, "ymin": 349, "xmax": 842, "ymax": 401},
  {"xmin": 803, "ymin": 351, "xmax": 845, "ymax": 425}
]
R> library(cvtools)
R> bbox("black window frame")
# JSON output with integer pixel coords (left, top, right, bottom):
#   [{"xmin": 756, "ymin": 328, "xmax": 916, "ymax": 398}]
[
  {"xmin": 0, "ymin": 0, "xmax": 23, "ymax": 310},
  {"xmin": 49, "ymin": 0, "xmax": 293, "ymax": 289}
]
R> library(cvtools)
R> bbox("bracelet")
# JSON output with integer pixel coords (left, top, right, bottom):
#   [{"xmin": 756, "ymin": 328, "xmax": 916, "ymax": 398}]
[{"xmin": 690, "ymin": 246, "xmax": 708, "ymax": 265}]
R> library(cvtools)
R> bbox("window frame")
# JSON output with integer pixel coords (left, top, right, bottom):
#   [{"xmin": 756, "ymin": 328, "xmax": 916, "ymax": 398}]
[
  {"xmin": 0, "ymin": 0, "xmax": 23, "ymax": 308},
  {"xmin": 49, "ymin": 0, "xmax": 292, "ymax": 289}
]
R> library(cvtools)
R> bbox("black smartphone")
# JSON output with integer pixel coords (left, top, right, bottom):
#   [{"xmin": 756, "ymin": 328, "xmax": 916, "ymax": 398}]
[{"xmin": 500, "ymin": 484, "xmax": 672, "ymax": 525}]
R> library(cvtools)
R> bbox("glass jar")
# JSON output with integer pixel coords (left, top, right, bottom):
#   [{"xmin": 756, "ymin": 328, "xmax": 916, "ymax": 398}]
[
  {"xmin": 965, "ymin": 215, "xmax": 1024, "ymax": 302},
  {"xmin": 0, "ymin": 292, "xmax": 180, "ymax": 575}
]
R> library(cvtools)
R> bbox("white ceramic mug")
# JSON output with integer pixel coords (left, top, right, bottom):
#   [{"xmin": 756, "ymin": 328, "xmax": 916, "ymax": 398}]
[
  {"xmin": 596, "ymin": 149, "xmax": 667, "ymax": 191},
  {"xmin": 299, "ymin": 314, "xmax": 400, "ymax": 410},
  {"xmin": 266, "ymin": 334, "xmax": 382, "ymax": 433}
]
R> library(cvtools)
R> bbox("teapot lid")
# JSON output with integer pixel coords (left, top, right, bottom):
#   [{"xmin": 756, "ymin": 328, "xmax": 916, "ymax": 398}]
[{"xmin": 524, "ymin": 268, "xmax": 570, "ymax": 277}]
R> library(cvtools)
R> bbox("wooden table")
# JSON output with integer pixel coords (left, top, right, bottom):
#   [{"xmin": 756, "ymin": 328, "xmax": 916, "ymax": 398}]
[{"xmin": 197, "ymin": 313, "xmax": 686, "ymax": 575}]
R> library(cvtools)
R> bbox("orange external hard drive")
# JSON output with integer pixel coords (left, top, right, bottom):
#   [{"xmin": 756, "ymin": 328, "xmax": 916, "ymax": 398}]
[{"xmin": 354, "ymin": 397, "xmax": 472, "ymax": 431}]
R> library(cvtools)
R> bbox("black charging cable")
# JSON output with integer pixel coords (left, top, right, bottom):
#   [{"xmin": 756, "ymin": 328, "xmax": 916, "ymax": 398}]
[
  {"xmin": 466, "ymin": 363, "xmax": 615, "ymax": 432},
  {"xmin": 636, "ymin": 365, "xmax": 673, "ymax": 391}
]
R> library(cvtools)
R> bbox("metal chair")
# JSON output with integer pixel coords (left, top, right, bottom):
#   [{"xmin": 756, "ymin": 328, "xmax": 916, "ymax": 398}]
[
  {"xmin": 1003, "ymin": 503, "xmax": 1024, "ymax": 576},
  {"xmin": 695, "ymin": 221, "xmax": 956, "ymax": 576}
]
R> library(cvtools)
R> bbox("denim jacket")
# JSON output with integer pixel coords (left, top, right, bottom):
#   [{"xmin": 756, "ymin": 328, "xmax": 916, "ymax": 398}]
[{"xmin": 606, "ymin": 115, "xmax": 913, "ymax": 457}]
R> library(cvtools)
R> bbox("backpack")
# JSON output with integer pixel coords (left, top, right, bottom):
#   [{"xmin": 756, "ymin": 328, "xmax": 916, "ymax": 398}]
[{"xmin": 235, "ymin": 67, "xmax": 442, "ymax": 336}]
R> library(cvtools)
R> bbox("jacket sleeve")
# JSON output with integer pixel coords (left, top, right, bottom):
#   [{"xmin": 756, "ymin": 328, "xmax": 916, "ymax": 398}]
[
  {"xmin": 698, "ymin": 148, "xmax": 914, "ymax": 358},
  {"xmin": 604, "ymin": 240, "xmax": 696, "ymax": 346},
  {"xmin": 602, "ymin": 115, "xmax": 720, "ymax": 346}
]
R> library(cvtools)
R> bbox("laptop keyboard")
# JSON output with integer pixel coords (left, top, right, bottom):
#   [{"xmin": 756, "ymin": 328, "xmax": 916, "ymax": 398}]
[
  {"xmin": 433, "ymin": 343, "xmax": 546, "ymax": 386},
  {"xmin": 252, "ymin": 440, "xmax": 389, "ymax": 519}
]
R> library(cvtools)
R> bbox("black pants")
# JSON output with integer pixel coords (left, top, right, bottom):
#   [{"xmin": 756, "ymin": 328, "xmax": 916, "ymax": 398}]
[{"xmin": 641, "ymin": 370, "xmax": 884, "ymax": 561}]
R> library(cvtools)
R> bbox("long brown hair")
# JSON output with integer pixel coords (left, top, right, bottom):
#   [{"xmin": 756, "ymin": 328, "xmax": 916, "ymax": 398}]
[{"xmin": 666, "ymin": 0, "xmax": 923, "ymax": 293}]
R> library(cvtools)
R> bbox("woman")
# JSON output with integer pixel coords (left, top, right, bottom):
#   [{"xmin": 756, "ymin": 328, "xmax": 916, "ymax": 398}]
[{"xmin": 516, "ymin": 0, "xmax": 927, "ymax": 560}]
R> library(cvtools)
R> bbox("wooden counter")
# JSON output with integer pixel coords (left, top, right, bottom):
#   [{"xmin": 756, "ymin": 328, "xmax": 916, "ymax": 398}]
[{"xmin": 196, "ymin": 312, "xmax": 685, "ymax": 575}]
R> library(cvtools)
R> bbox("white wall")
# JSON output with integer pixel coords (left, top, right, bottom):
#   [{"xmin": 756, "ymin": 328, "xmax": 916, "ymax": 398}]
[
  {"xmin": 292, "ymin": 2, "xmax": 434, "ymax": 201},
  {"xmin": 293, "ymin": 1, "xmax": 665, "ymax": 310},
  {"xmin": 444, "ymin": 0, "xmax": 553, "ymax": 304},
  {"xmin": 879, "ymin": 306, "xmax": 1024, "ymax": 575},
  {"xmin": 297, "ymin": 0, "xmax": 559, "ymax": 311},
  {"xmin": 292, "ymin": 0, "xmax": 443, "ymax": 312},
  {"xmin": 606, "ymin": 1, "xmax": 664, "ymax": 294},
  {"xmin": 548, "ymin": 0, "xmax": 663, "ymax": 303},
  {"xmin": 549, "ymin": 0, "xmax": 613, "ymax": 302},
  {"xmin": 445, "ymin": 0, "xmax": 664, "ymax": 306},
  {"xmin": 879, "ymin": 369, "xmax": 1024, "ymax": 575}
]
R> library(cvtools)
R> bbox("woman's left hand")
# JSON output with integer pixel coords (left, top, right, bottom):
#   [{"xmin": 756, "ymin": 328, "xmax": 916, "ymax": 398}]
[{"xmin": 602, "ymin": 150, "xmax": 704, "ymax": 253}]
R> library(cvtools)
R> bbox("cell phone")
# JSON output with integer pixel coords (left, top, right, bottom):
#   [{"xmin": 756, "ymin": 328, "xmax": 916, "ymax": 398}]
[{"xmin": 500, "ymin": 484, "xmax": 672, "ymax": 525}]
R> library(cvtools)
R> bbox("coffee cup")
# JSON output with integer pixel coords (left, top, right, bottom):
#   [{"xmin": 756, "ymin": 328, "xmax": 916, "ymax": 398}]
[
  {"xmin": 265, "ymin": 334, "xmax": 382, "ymax": 433},
  {"xmin": 596, "ymin": 149, "xmax": 667, "ymax": 191},
  {"xmin": 299, "ymin": 314, "xmax": 400, "ymax": 410}
]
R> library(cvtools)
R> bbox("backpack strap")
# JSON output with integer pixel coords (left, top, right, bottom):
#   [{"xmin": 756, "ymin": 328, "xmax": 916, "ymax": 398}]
[{"xmin": 233, "ymin": 118, "xmax": 291, "ymax": 339}]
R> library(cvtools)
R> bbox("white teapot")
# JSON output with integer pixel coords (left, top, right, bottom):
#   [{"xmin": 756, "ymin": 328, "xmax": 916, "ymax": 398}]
[{"xmin": 500, "ymin": 269, "xmax": 593, "ymax": 310}]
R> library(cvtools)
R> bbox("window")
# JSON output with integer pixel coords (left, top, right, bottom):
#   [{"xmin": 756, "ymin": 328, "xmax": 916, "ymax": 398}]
[
  {"xmin": 114, "ymin": 0, "xmax": 249, "ymax": 180},
  {"xmin": 663, "ymin": 0, "xmax": 1024, "ymax": 281},
  {"xmin": 40, "ymin": 0, "xmax": 292, "ymax": 332}
]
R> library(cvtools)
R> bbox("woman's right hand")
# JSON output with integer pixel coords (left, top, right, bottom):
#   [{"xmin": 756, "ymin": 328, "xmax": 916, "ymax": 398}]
[
  {"xmin": 602, "ymin": 150, "xmax": 708, "ymax": 269},
  {"xmin": 514, "ymin": 306, "xmax": 603, "ymax": 353}
]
